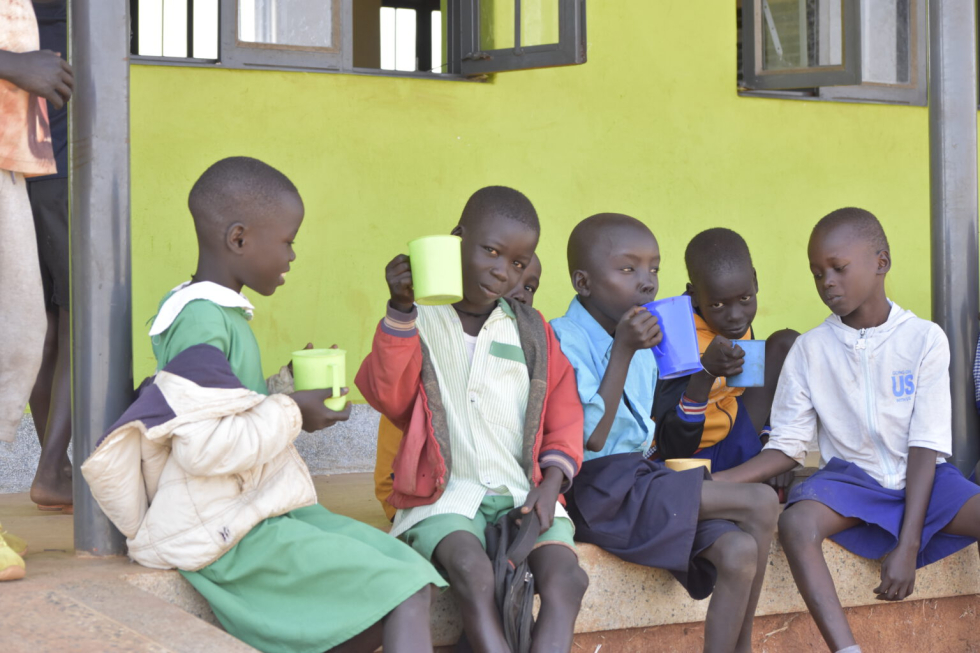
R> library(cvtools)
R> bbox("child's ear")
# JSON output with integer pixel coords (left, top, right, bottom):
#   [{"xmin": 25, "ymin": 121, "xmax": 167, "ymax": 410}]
[
  {"xmin": 686, "ymin": 282, "xmax": 698, "ymax": 308},
  {"xmin": 877, "ymin": 249, "xmax": 892, "ymax": 275},
  {"xmin": 752, "ymin": 268, "xmax": 759, "ymax": 293},
  {"xmin": 226, "ymin": 223, "xmax": 247, "ymax": 254},
  {"xmin": 450, "ymin": 224, "xmax": 463, "ymax": 238},
  {"xmin": 572, "ymin": 269, "xmax": 591, "ymax": 297}
]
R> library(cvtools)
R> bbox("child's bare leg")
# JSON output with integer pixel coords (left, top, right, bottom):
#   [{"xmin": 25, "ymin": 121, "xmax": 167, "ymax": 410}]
[
  {"xmin": 699, "ymin": 481, "xmax": 780, "ymax": 652},
  {"xmin": 382, "ymin": 586, "xmax": 435, "ymax": 653},
  {"xmin": 327, "ymin": 586, "xmax": 434, "ymax": 653},
  {"xmin": 940, "ymin": 494, "xmax": 980, "ymax": 539},
  {"xmin": 327, "ymin": 623, "xmax": 382, "ymax": 653},
  {"xmin": 740, "ymin": 329, "xmax": 799, "ymax": 432},
  {"xmin": 778, "ymin": 500, "xmax": 862, "ymax": 652},
  {"xmin": 434, "ymin": 531, "xmax": 508, "ymax": 653},
  {"xmin": 30, "ymin": 307, "xmax": 73, "ymax": 507},
  {"xmin": 28, "ymin": 308, "xmax": 58, "ymax": 446},
  {"xmin": 696, "ymin": 530, "xmax": 758, "ymax": 652},
  {"xmin": 527, "ymin": 544, "xmax": 589, "ymax": 652}
]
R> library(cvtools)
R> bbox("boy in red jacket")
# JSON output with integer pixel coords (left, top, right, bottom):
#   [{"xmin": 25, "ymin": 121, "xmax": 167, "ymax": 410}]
[{"xmin": 356, "ymin": 187, "xmax": 587, "ymax": 653}]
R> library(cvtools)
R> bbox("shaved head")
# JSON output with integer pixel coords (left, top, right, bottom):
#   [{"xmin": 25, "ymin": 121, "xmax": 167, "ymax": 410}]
[
  {"xmin": 567, "ymin": 213, "xmax": 656, "ymax": 277},
  {"xmin": 458, "ymin": 185, "xmax": 540, "ymax": 234},
  {"xmin": 812, "ymin": 207, "xmax": 889, "ymax": 254},
  {"xmin": 685, "ymin": 227, "xmax": 754, "ymax": 287},
  {"xmin": 188, "ymin": 156, "xmax": 301, "ymax": 243}
]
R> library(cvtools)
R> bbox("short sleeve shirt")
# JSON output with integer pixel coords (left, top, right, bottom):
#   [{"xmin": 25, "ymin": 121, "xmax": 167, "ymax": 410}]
[{"xmin": 550, "ymin": 297, "xmax": 659, "ymax": 461}]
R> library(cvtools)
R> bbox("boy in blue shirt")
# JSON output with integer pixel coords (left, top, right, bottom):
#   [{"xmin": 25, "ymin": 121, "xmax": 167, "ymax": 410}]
[{"xmin": 551, "ymin": 212, "xmax": 779, "ymax": 653}]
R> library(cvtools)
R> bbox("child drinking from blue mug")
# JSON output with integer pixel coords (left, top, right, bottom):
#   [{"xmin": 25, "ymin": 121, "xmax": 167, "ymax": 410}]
[
  {"xmin": 551, "ymin": 212, "xmax": 779, "ymax": 653},
  {"xmin": 714, "ymin": 208, "xmax": 980, "ymax": 653},
  {"xmin": 650, "ymin": 228, "xmax": 798, "ymax": 484}
]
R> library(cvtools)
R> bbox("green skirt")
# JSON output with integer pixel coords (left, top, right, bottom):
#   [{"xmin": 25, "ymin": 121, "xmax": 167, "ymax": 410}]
[{"xmin": 180, "ymin": 504, "xmax": 446, "ymax": 653}]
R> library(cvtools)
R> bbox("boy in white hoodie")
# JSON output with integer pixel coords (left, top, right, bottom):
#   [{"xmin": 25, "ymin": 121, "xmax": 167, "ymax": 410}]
[{"xmin": 714, "ymin": 208, "xmax": 980, "ymax": 653}]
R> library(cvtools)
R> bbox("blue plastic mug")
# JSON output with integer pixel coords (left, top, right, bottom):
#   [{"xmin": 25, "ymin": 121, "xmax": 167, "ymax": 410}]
[
  {"xmin": 642, "ymin": 296, "xmax": 703, "ymax": 380},
  {"xmin": 726, "ymin": 340, "xmax": 765, "ymax": 388}
]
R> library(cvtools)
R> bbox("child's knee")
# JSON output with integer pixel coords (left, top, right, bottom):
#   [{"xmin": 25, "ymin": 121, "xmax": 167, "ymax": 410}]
[
  {"xmin": 766, "ymin": 329, "xmax": 800, "ymax": 362},
  {"xmin": 538, "ymin": 561, "xmax": 589, "ymax": 604},
  {"xmin": 714, "ymin": 531, "xmax": 758, "ymax": 581},
  {"xmin": 777, "ymin": 505, "xmax": 821, "ymax": 549},
  {"xmin": 745, "ymin": 484, "xmax": 780, "ymax": 529},
  {"xmin": 442, "ymin": 543, "xmax": 494, "ymax": 596}
]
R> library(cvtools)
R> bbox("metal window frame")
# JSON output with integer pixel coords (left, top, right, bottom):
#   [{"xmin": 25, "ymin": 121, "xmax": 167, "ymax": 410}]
[
  {"xmin": 742, "ymin": 0, "xmax": 862, "ymax": 90},
  {"xmin": 129, "ymin": 0, "xmax": 588, "ymax": 79},
  {"xmin": 819, "ymin": 0, "xmax": 927, "ymax": 106},
  {"xmin": 457, "ymin": 0, "xmax": 586, "ymax": 76},
  {"xmin": 219, "ymin": 0, "xmax": 343, "ymax": 71}
]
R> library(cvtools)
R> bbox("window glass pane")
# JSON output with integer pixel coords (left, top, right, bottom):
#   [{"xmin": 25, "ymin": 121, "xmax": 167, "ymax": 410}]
[
  {"xmin": 193, "ymin": 0, "xmax": 219, "ymax": 59},
  {"xmin": 137, "ymin": 0, "xmax": 164, "ymax": 56},
  {"xmin": 520, "ymin": 0, "xmax": 558, "ymax": 47},
  {"xmin": 379, "ymin": 7, "xmax": 416, "ymax": 71},
  {"xmin": 162, "ymin": 0, "xmax": 188, "ymax": 57},
  {"xmin": 762, "ymin": 0, "xmax": 843, "ymax": 71},
  {"xmin": 238, "ymin": 0, "xmax": 335, "ymax": 49},
  {"xmin": 380, "ymin": 7, "xmax": 396, "ymax": 69},
  {"xmin": 431, "ymin": 10, "xmax": 444, "ymax": 73},
  {"xmin": 862, "ymin": 0, "xmax": 910, "ymax": 84},
  {"xmin": 481, "ymin": 0, "xmax": 515, "ymax": 50},
  {"xmin": 395, "ymin": 8, "xmax": 417, "ymax": 71}
]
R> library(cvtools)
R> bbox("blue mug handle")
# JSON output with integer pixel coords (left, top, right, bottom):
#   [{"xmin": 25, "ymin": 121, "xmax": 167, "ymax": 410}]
[{"xmin": 648, "ymin": 308, "xmax": 665, "ymax": 356}]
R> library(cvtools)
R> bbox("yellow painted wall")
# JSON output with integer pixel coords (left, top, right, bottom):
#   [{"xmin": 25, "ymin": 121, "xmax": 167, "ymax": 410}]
[{"xmin": 130, "ymin": 4, "xmax": 931, "ymax": 397}]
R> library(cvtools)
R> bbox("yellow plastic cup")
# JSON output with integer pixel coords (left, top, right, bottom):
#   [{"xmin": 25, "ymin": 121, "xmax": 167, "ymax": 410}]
[
  {"xmin": 408, "ymin": 235, "xmax": 463, "ymax": 305},
  {"xmin": 665, "ymin": 458, "xmax": 712, "ymax": 473},
  {"xmin": 291, "ymin": 348, "xmax": 347, "ymax": 411}
]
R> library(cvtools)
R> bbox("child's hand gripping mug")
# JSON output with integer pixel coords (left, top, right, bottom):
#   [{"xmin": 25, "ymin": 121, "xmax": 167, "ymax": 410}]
[
  {"xmin": 726, "ymin": 340, "xmax": 765, "ymax": 388},
  {"xmin": 641, "ymin": 295, "xmax": 703, "ymax": 380},
  {"xmin": 407, "ymin": 235, "xmax": 464, "ymax": 305},
  {"xmin": 291, "ymin": 348, "xmax": 347, "ymax": 411}
]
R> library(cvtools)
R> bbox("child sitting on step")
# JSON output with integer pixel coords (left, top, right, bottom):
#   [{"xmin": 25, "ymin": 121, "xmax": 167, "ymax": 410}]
[
  {"xmin": 82, "ymin": 157, "xmax": 445, "ymax": 653},
  {"xmin": 714, "ymin": 208, "xmax": 980, "ymax": 653},
  {"xmin": 652, "ymin": 228, "xmax": 797, "ymax": 489},
  {"xmin": 374, "ymin": 254, "xmax": 542, "ymax": 522},
  {"xmin": 551, "ymin": 212, "xmax": 779, "ymax": 653},
  {"xmin": 357, "ymin": 187, "xmax": 588, "ymax": 652}
]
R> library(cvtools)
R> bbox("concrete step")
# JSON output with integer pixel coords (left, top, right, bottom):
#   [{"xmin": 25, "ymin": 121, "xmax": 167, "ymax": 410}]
[{"xmin": 5, "ymin": 473, "xmax": 978, "ymax": 651}]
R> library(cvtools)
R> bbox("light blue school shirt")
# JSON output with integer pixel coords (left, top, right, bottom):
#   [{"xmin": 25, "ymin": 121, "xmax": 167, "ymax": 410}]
[{"xmin": 550, "ymin": 297, "xmax": 659, "ymax": 462}]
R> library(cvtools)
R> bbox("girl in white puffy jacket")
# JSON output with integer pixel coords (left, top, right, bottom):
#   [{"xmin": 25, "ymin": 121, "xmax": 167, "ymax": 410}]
[{"xmin": 714, "ymin": 208, "xmax": 980, "ymax": 653}]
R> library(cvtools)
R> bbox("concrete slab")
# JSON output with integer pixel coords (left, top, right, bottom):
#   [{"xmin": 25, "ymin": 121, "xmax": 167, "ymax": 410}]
[{"xmin": 5, "ymin": 472, "xmax": 979, "ymax": 650}]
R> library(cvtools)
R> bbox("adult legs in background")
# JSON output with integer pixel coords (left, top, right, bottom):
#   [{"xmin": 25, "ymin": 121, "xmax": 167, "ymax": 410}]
[
  {"xmin": 27, "ymin": 177, "xmax": 73, "ymax": 509},
  {"xmin": 0, "ymin": 171, "xmax": 46, "ymax": 443}
]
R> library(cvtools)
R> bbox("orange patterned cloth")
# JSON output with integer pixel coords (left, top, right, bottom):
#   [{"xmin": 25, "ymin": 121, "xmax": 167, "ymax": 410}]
[
  {"xmin": 0, "ymin": 0, "xmax": 55, "ymax": 176},
  {"xmin": 694, "ymin": 313, "xmax": 751, "ymax": 448}
]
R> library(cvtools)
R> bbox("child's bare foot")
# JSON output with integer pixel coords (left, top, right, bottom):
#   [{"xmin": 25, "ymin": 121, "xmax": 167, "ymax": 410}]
[{"xmin": 30, "ymin": 462, "xmax": 73, "ymax": 510}]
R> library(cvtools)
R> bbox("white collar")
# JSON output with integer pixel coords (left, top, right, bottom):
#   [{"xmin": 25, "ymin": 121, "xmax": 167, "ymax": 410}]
[{"xmin": 148, "ymin": 281, "xmax": 254, "ymax": 336}]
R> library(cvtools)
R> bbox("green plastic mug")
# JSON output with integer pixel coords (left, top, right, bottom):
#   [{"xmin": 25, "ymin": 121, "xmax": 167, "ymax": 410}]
[
  {"xmin": 292, "ymin": 348, "xmax": 347, "ymax": 411},
  {"xmin": 408, "ymin": 235, "xmax": 463, "ymax": 305}
]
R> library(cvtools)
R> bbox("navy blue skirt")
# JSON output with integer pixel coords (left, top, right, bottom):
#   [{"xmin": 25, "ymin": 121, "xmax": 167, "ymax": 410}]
[
  {"xmin": 786, "ymin": 457, "xmax": 980, "ymax": 567},
  {"xmin": 692, "ymin": 396, "xmax": 762, "ymax": 472},
  {"xmin": 567, "ymin": 453, "xmax": 740, "ymax": 600}
]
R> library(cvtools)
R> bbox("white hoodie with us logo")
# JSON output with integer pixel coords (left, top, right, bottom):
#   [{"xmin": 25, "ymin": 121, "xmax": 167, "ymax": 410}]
[{"xmin": 764, "ymin": 301, "xmax": 951, "ymax": 491}]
